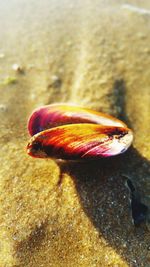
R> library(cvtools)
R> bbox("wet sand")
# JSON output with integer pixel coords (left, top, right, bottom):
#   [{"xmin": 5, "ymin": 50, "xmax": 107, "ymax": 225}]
[{"xmin": 0, "ymin": 0, "xmax": 150, "ymax": 266}]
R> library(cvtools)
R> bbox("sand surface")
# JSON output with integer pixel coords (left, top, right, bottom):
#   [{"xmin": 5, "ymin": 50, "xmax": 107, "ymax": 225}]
[{"xmin": 0, "ymin": 0, "xmax": 150, "ymax": 266}]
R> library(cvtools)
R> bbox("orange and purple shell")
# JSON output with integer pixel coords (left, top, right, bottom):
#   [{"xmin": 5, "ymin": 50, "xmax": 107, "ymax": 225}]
[{"xmin": 27, "ymin": 104, "xmax": 133, "ymax": 160}]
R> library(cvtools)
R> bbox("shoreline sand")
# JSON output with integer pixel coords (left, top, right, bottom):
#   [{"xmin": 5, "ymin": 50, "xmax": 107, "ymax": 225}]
[{"xmin": 0, "ymin": 0, "xmax": 150, "ymax": 266}]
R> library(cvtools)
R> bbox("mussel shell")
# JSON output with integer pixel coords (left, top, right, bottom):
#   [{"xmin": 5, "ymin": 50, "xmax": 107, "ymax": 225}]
[
  {"xmin": 27, "ymin": 123, "xmax": 133, "ymax": 160},
  {"xmin": 28, "ymin": 104, "xmax": 127, "ymax": 136}
]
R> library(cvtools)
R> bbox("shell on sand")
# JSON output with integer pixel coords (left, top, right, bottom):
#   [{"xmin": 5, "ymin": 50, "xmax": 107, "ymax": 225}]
[{"xmin": 27, "ymin": 104, "xmax": 133, "ymax": 159}]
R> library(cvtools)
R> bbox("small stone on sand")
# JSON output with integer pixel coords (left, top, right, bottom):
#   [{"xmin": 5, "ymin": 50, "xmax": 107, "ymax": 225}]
[
  {"xmin": 12, "ymin": 64, "xmax": 24, "ymax": 73},
  {"xmin": 0, "ymin": 53, "xmax": 5, "ymax": 59},
  {"xmin": 0, "ymin": 104, "xmax": 7, "ymax": 111}
]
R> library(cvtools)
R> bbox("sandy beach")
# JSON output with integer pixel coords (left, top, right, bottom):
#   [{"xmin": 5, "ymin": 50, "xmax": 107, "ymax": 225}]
[{"xmin": 0, "ymin": 0, "xmax": 150, "ymax": 266}]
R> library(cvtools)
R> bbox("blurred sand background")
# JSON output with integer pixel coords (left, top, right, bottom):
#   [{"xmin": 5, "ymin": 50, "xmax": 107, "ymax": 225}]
[{"xmin": 0, "ymin": 0, "xmax": 150, "ymax": 266}]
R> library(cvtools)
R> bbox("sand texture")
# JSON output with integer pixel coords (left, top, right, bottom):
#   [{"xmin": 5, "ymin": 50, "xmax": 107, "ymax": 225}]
[{"xmin": 0, "ymin": 0, "xmax": 150, "ymax": 266}]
